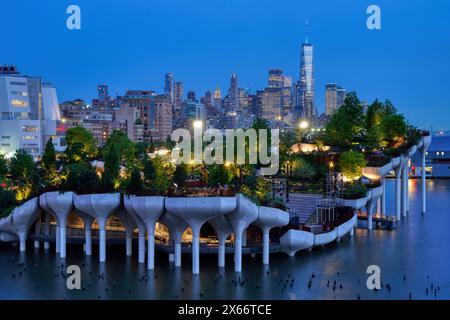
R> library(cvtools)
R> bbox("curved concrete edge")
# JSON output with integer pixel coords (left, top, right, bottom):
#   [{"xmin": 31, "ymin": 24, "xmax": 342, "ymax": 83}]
[
  {"xmin": 408, "ymin": 145, "xmax": 418, "ymax": 158},
  {"xmin": 314, "ymin": 229, "xmax": 338, "ymax": 246},
  {"xmin": 340, "ymin": 194, "xmax": 370, "ymax": 210},
  {"xmin": 280, "ymin": 214, "xmax": 357, "ymax": 257},
  {"xmin": 253, "ymin": 206, "xmax": 290, "ymax": 230},
  {"xmin": 422, "ymin": 135, "xmax": 432, "ymax": 150},
  {"xmin": 74, "ymin": 193, "xmax": 121, "ymax": 220},
  {"xmin": 391, "ymin": 157, "xmax": 401, "ymax": 169},
  {"xmin": 0, "ymin": 197, "xmax": 41, "ymax": 251},
  {"xmin": 279, "ymin": 229, "xmax": 314, "ymax": 256},
  {"xmin": 369, "ymin": 185, "xmax": 383, "ymax": 201},
  {"xmin": 0, "ymin": 231, "xmax": 17, "ymax": 242},
  {"xmin": 362, "ymin": 162, "xmax": 393, "ymax": 180}
]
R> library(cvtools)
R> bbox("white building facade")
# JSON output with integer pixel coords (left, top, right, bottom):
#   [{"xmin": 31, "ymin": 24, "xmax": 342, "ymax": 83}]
[{"xmin": 0, "ymin": 66, "xmax": 65, "ymax": 159}]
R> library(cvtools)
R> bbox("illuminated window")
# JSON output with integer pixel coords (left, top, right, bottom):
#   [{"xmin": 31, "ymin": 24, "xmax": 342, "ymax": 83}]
[
  {"xmin": 11, "ymin": 99, "xmax": 28, "ymax": 107},
  {"xmin": 22, "ymin": 125, "xmax": 38, "ymax": 132}
]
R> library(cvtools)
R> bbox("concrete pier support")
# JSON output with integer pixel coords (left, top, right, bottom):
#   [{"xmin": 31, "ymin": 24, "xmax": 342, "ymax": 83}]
[
  {"xmin": 60, "ymin": 222, "xmax": 67, "ymax": 258},
  {"xmin": 209, "ymin": 215, "xmax": 233, "ymax": 269},
  {"xmin": 44, "ymin": 213, "xmax": 50, "ymax": 250},
  {"xmin": 74, "ymin": 193, "xmax": 121, "ymax": 263},
  {"xmin": 147, "ymin": 226, "xmax": 155, "ymax": 270},
  {"xmin": 381, "ymin": 179, "xmax": 386, "ymax": 217},
  {"xmin": 55, "ymin": 224, "xmax": 60, "ymax": 254},
  {"xmin": 138, "ymin": 232, "xmax": 145, "ymax": 264},
  {"xmin": 226, "ymin": 195, "xmax": 258, "ymax": 273},
  {"xmin": 253, "ymin": 206, "xmax": 289, "ymax": 265},
  {"xmin": 34, "ymin": 216, "xmax": 41, "ymax": 249},
  {"xmin": 394, "ymin": 166, "xmax": 402, "ymax": 220},
  {"xmin": 123, "ymin": 196, "xmax": 147, "ymax": 264},
  {"xmin": 40, "ymin": 192, "xmax": 74, "ymax": 259},
  {"xmin": 18, "ymin": 232, "xmax": 26, "ymax": 252},
  {"xmin": 129, "ymin": 196, "xmax": 165, "ymax": 270},
  {"xmin": 174, "ymin": 240, "xmax": 181, "ymax": 267},
  {"xmin": 402, "ymin": 165, "xmax": 408, "ymax": 218},
  {"xmin": 166, "ymin": 197, "xmax": 236, "ymax": 274},
  {"xmin": 419, "ymin": 143, "xmax": 430, "ymax": 213},
  {"xmin": 366, "ymin": 205, "xmax": 373, "ymax": 230},
  {"xmin": 84, "ymin": 220, "xmax": 92, "ymax": 256},
  {"xmin": 262, "ymin": 228, "xmax": 270, "ymax": 265},
  {"xmin": 126, "ymin": 228, "xmax": 132, "ymax": 257},
  {"xmin": 97, "ymin": 217, "xmax": 107, "ymax": 262}
]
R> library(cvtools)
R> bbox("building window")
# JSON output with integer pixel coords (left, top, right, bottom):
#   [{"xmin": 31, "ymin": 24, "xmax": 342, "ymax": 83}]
[
  {"xmin": 11, "ymin": 99, "xmax": 28, "ymax": 107},
  {"xmin": 22, "ymin": 125, "xmax": 38, "ymax": 132}
]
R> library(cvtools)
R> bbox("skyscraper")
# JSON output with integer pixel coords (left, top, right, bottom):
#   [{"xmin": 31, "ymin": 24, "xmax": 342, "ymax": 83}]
[
  {"xmin": 228, "ymin": 74, "xmax": 239, "ymax": 112},
  {"xmin": 164, "ymin": 73, "xmax": 174, "ymax": 103},
  {"xmin": 213, "ymin": 86, "xmax": 222, "ymax": 114},
  {"xmin": 97, "ymin": 84, "xmax": 110, "ymax": 101},
  {"xmin": 297, "ymin": 20, "xmax": 315, "ymax": 120},
  {"xmin": 325, "ymin": 83, "xmax": 346, "ymax": 115}
]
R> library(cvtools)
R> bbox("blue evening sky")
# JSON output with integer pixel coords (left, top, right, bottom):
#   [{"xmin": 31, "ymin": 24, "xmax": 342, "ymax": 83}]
[{"xmin": 1, "ymin": 0, "xmax": 449, "ymax": 129}]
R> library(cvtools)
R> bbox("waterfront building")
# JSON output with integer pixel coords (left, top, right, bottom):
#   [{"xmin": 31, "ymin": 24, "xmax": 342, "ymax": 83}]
[
  {"xmin": 0, "ymin": 65, "xmax": 65, "ymax": 159},
  {"xmin": 411, "ymin": 134, "xmax": 450, "ymax": 178},
  {"xmin": 325, "ymin": 83, "xmax": 346, "ymax": 115}
]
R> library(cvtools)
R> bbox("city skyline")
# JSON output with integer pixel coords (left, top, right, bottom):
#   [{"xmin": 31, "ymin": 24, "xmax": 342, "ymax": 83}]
[{"xmin": 1, "ymin": 0, "xmax": 450, "ymax": 130}]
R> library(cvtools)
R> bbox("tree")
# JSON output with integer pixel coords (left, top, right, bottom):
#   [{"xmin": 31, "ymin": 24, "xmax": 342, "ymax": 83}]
[
  {"xmin": 0, "ymin": 154, "xmax": 7, "ymax": 181},
  {"xmin": 324, "ymin": 92, "xmax": 365, "ymax": 150},
  {"xmin": 339, "ymin": 150, "xmax": 367, "ymax": 181},
  {"xmin": 102, "ymin": 143, "xmax": 120, "ymax": 191},
  {"xmin": 126, "ymin": 166, "xmax": 143, "ymax": 195},
  {"xmin": 290, "ymin": 157, "xmax": 316, "ymax": 180},
  {"xmin": 143, "ymin": 157, "xmax": 156, "ymax": 186},
  {"xmin": 104, "ymin": 130, "xmax": 135, "ymax": 167},
  {"xmin": 381, "ymin": 114, "xmax": 407, "ymax": 148},
  {"xmin": 9, "ymin": 149, "xmax": 36, "ymax": 180},
  {"xmin": 63, "ymin": 162, "xmax": 100, "ymax": 194},
  {"xmin": 207, "ymin": 164, "xmax": 232, "ymax": 187},
  {"xmin": 42, "ymin": 138, "xmax": 57, "ymax": 183},
  {"xmin": 0, "ymin": 188, "xmax": 17, "ymax": 218},
  {"xmin": 173, "ymin": 164, "xmax": 188, "ymax": 188},
  {"xmin": 65, "ymin": 126, "xmax": 96, "ymax": 162}
]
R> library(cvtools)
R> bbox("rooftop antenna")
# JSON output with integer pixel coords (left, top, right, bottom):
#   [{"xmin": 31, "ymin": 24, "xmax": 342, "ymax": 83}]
[{"xmin": 305, "ymin": 18, "xmax": 309, "ymax": 44}]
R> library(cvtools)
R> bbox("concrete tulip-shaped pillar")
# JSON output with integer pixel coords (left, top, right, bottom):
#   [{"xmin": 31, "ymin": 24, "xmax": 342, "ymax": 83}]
[
  {"xmin": 365, "ymin": 186, "xmax": 383, "ymax": 230},
  {"xmin": 130, "ymin": 196, "xmax": 165, "ymax": 270},
  {"xmin": 225, "ymin": 194, "xmax": 258, "ymax": 272},
  {"xmin": 124, "ymin": 196, "xmax": 147, "ymax": 263},
  {"xmin": 401, "ymin": 165, "xmax": 408, "ymax": 218},
  {"xmin": 39, "ymin": 194, "xmax": 59, "ymax": 253},
  {"xmin": 209, "ymin": 215, "xmax": 234, "ymax": 268},
  {"xmin": 116, "ymin": 206, "xmax": 137, "ymax": 257},
  {"xmin": 166, "ymin": 197, "xmax": 237, "ymax": 274},
  {"xmin": 159, "ymin": 211, "xmax": 188, "ymax": 267},
  {"xmin": 253, "ymin": 206, "xmax": 289, "ymax": 265},
  {"xmin": 40, "ymin": 192, "xmax": 74, "ymax": 258},
  {"xmin": 82, "ymin": 215, "xmax": 94, "ymax": 255},
  {"xmin": 34, "ymin": 215, "xmax": 41, "ymax": 248},
  {"xmin": 8, "ymin": 198, "xmax": 41, "ymax": 252},
  {"xmin": 74, "ymin": 193, "xmax": 121, "ymax": 262},
  {"xmin": 43, "ymin": 212, "xmax": 50, "ymax": 250},
  {"xmin": 419, "ymin": 135, "xmax": 432, "ymax": 213}
]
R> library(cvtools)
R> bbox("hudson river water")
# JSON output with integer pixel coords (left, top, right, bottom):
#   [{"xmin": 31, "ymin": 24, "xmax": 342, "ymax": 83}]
[{"xmin": 1, "ymin": 179, "xmax": 450, "ymax": 300}]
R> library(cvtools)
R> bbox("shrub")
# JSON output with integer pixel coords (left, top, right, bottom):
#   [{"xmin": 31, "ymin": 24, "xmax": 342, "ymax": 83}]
[
  {"xmin": 0, "ymin": 188, "xmax": 18, "ymax": 218},
  {"xmin": 290, "ymin": 157, "xmax": 316, "ymax": 180},
  {"xmin": 339, "ymin": 151, "xmax": 367, "ymax": 181},
  {"xmin": 343, "ymin": 183, "xmax": 367, "ymax": 199}
]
